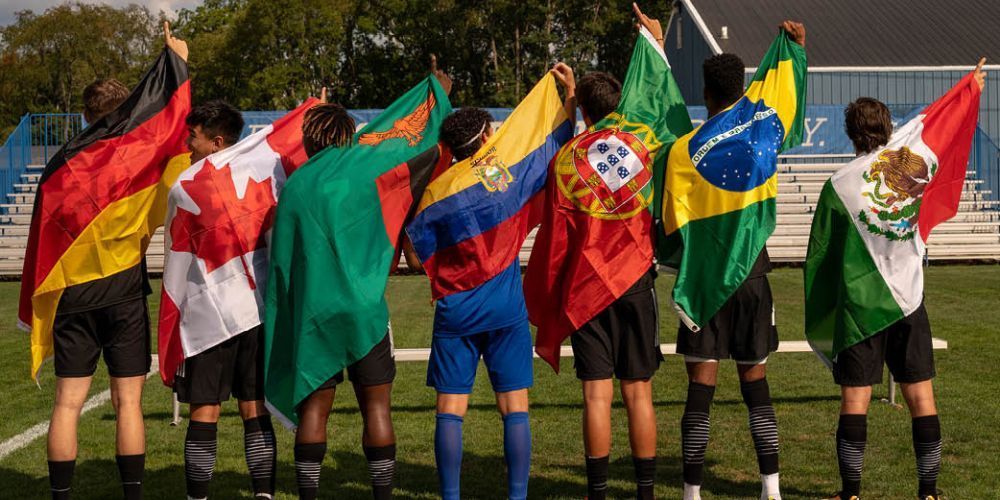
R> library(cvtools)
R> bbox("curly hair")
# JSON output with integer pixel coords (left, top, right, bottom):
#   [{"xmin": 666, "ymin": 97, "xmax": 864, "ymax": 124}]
[
  {"xmin": 577, "ymin": 71, "xmax": 622, "ymax": 124},
  {"xmin": 302, "ymin": 103, "xmax": 356, "ymax": 158},
  {"xmin": 440, "ymin": 107, "xmax": 493, "ymax": 161},
  {"xmin": 703, "ymin": 53, "xmax": 745, "ymax": 108},
  {"xmin": 186, "ymin": 100, "xmax": 244, "ymax": 147},
  {"xmin": 83, "ymin": 78, "xmax": 129, "ymax": 123},
  {"xmin": 845, "ymin": 98, "xmax": 892, "ymax": 154}
]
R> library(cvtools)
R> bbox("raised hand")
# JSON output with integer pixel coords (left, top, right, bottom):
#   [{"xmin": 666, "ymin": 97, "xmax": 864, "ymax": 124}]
[
  {"xmin": 430, "ymin": 54, "xmax": 453, "ymax": 96},
  {"xmin": 633, "ymin": 3, "xmax": 664, "ymax": 48},
  {"xmin": 550, "ymin": 62, "xmax": 576, "ymax": 93},
  {"xmin": 780, "ymin": 20, "xmax": 806, "ymax": 47},
  {"xmin": 320, "ymin": 86, "xmax": 328, "ymax": 104},
  {"xmin": 164, "ymin": 21, "xmax": 189, "ymax": 62},
  {"xmin": 974, "ymin": 57, "xmax": 987, "ymax": 90}
]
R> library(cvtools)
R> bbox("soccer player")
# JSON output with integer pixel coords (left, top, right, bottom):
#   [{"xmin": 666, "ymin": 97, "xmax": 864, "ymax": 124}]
[
  {"xmin": 44, "ymin": 24, "xmax": 187, "ymax": 500},
  {"xmin": 675, "ymin": 21, "xmax": 805, "ymax": 500},
  {"xmin": 290, "ymin": 102, "xmax": 399, "ymax": 500},
  {"xmin": 174, "ymin": 100, "xmax": 278, "ymax": 500},
  {"xmin": 426, "ymin": 107, "xmax": 533, "ymax": 500},
  {"xmin": 825, "ymin": 60, "xmax": 985, "ymax": 500}
]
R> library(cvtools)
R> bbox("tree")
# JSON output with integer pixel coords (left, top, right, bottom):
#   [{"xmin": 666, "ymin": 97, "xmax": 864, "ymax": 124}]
[{"xmin": 0, "ymin": 3, "xmax": 161, "ymax": 138}]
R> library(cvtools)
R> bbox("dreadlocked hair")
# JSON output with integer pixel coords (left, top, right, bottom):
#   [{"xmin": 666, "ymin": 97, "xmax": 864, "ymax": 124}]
[
  {"xmin": 703, "ymin": 53, "xmax": 745, "ymax": 108},
  {"xmin": 440, "ymin": 107, "xmax": 492, "ymax": 161},
  {"xmin": 303, "ymin": 103, "xmax": 356, "ymax": 158}
]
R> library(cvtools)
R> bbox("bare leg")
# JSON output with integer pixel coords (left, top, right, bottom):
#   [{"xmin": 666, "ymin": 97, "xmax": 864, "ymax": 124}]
[
  {"xmin": 581, "ymin": 379, "xmax": 614, "ymax": 457},
  {"xmin": 48, "ymin": 376, "xmax": 93, "ymax": 461},
  {"xmin": 620, "ymin": 379, "xmax": 656, "ymax": 458}
]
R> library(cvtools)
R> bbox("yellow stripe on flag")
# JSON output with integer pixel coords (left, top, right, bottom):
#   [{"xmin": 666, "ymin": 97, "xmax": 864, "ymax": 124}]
[
  {"xmin": 418, "ymin": 74, "xmax": 569, "ymax": 211},
  {"xmin": 745, "ymin": 59, "xmax": 798, "ymax": 140},
  {"xmin": 30, "ymin": 153, "xmax": 190, "ymax": 378}
]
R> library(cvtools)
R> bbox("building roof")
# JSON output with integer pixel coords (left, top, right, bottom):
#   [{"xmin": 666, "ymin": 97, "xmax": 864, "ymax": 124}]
[{"xmin": 681, "ymin": 0, "xmax": 1000, "ymax": 68}]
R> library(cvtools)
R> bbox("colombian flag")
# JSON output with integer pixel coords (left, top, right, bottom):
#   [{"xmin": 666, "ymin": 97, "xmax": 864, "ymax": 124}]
[
  {"xmin": 406, "ymin": 73, "xmax": 573, "ymax": 298},
  {"xmin": 661, "ymin": 31, "xmax": 806, "ymax": 330},
  {"xmin": 19, "ymin": 48, "xmax": 191, "ymax": 379}
]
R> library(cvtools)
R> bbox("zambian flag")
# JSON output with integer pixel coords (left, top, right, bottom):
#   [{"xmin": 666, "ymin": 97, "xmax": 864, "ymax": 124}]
[
  {"xmin": 661, "ymin": 31, "xmax": 806, "ymax": 330},
  {"xmin": 19, "ymin": 48, "xmax": 191, "ymax": 379},
  {"xmin": 263, "ymin": 76, "xmax": 451, "ymax": 427}
]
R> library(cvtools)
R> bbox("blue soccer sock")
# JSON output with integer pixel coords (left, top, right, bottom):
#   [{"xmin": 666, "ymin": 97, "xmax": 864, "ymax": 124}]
[
  {"xmin": 435, "ymin": 413, "xmax": 464, "ymax": 500},
  {"xmin": 503, "ymin": 412, "xmax": 531, "ymax": 500}
]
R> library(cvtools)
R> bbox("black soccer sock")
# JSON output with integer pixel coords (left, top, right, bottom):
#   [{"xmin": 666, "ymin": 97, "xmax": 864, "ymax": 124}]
[
  {"xmin": 243, "ymin": 416, "xmax": 277, "ymax": 497},
  {"xmin": 364, "ymin": 444, "xmax": 396, "ymax": 500},
  {"xmin": 836, "ymin": 414, "xmax": 867, "ymax": 497},
  {"xmin": 633, "ymin": 456, "xmax": 656, "ymax": 500},
  {"xmin": 115, "ymin": 454, "xmax": 144, "ymax": 500},
  {"xmin": 681, "ymin": 382, "xmax": 715, "ymax": 486},
  {"xmin": 294, "ymin": 442, "xmax": 327, "ymax": 500},
  {"xmin": 48, "ymin": 460, "xmax": 75, "ymax": 500},
  {"xmin": 585, "ymin": 455, "xmax": 610, "ymax": 500},
  {"xmin": 741, "ymin": 378, "xmax": 780, "ymax": 476},
  {"xmin": 185, "ymin": 420, "xmax": 218, "ymax": 499},
  {"xmin": 912, "ymin": 415, "xmax": 942, "ymax": 497}
]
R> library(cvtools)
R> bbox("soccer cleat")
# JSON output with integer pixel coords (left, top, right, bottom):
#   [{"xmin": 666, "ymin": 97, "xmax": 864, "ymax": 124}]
[
  {"xmin": 824, "ymin": 494, "xmax": 859, "ymax": 500},
  {"xmin": 920, "ymin": 494, "xmax": 941, "ymax": 500}
]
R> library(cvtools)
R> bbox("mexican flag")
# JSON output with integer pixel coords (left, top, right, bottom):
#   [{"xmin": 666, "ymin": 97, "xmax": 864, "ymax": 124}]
[
  {"xmin": 804, "ymin": 72, "xmax": 981, "ymax": 366},
  {"xmin": 263, "ymin": 76, "xmax": 451, "ymax": 427},
  {"xmin": 158, "ymin": 99, "xmax": 317, "ymax": 387},
  {"xmin": 661, "ymin": 31, "xmax": 806, "ymax": 330},
  {"xmin": 526, "ymin": 26, "xmax": 691, "ymax": 370}
]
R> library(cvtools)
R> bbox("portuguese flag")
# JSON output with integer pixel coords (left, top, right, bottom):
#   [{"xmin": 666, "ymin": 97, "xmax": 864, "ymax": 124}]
[
  {"xmin": 263, "ymin": 76, "xmax": 451, "ymax": 427},
  {"xmin": 19, "ymin": 48, "xmax": 191, "ymax": 379},
  {"xmin": 526, "ymin": 26, "xmax": 691, "ymax": 370},
  {"xmin": 661, "ymin": 31, "xmax": 806, "ymax": 331},
  {"xmin": 805, "ymin": 72, "xmax": 981, "ymax": 366}
]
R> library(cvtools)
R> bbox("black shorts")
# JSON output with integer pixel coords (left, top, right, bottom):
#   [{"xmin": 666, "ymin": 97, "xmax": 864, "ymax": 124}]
[
  {"xmin": 53, "ymin": 298, "xmax": 151, "ymax": 378},
  {"xmin": 676, "ymin": 274, "xmax": 778, "ymax": 364},
  {"xmin": 570, "ymin": 269, "xmax": 662, "ymax": 380},
  {"xmin": 833, "ymin": 303, "xmax": 935, "ymax": 386},
  {"xmin": 318, "ymin": 332, "xmax": 396, "ymax": 390},
  {"xmin": 175, "ymin": 326, "xmax": 264, "ymax": 405}
]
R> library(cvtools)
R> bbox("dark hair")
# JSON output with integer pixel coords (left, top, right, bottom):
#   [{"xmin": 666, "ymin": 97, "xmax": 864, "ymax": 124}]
[
  {"xmin": 186, "ymin": 100, "xmax": 244, "ymax": 146},
  {"xmin": 845, "ymin": 98, "xmax": 892, "ymax": 154},
  {"xmin": 577, "ymin": 72, "xmax": 622, "ymax": 124},
  {"xmin": 703, "ymin": 53, "xmax": 745, "ymax": 108},
  {"xmin": 83, "ymin": 78, "xmax": 129, "ymax": 123},
  {"xmin": 302, "ymin": 103, "xmax": 356, "ymax": 158},
  {"xmin": 441, "ymin": 107, "xmax": 492, "ymax": 161}
]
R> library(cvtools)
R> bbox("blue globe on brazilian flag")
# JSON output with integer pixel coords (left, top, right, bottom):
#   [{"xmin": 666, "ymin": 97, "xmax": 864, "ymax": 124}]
[{"xmin": 660, "ymin": 31, "xmax": 807, "ymax": 331}]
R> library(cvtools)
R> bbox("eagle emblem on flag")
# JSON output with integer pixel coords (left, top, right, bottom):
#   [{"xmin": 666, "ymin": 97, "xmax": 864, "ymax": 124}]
[
  {"xmin": 857, "ymin": 146, "xmax": 936, "ymax": 241},
  {"xmin": 359, "ymin": 91, "xmax": 437, "ymax": 147},
  {"xmin": 471, "ymin": 149, "xmax": 514, "ymax": 193}
]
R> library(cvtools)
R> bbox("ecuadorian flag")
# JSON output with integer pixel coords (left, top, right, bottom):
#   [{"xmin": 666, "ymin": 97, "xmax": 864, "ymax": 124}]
[
  {"xmin": 661, "ymin": 31, "xmax": 806, "ymax": 330},
  {"xmin": 407, "ymin": 73, "xmax": 573, "ymax": 298}
]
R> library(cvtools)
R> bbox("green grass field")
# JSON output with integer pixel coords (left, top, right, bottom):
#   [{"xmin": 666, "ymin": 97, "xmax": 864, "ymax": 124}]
[{"xmin": 1, "ymin": 266, "xmax": 999, "ymax": 499}]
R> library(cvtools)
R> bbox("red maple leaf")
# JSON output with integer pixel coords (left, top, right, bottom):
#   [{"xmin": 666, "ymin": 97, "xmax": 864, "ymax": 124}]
[{"xmin": 170, "ymin": 161, "xmax": 277, "ymax": 289}]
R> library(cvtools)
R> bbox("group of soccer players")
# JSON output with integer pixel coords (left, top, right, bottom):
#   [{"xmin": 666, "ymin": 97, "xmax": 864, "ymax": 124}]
[{"xmin": 39, "ymin": 4, "xmax": 987, "ymax": 500}]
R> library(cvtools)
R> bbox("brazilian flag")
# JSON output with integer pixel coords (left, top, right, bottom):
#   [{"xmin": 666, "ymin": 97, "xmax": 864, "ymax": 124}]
[{"xmin": 660, "ymin": 31, "xmax": 807, "ymax": 330}]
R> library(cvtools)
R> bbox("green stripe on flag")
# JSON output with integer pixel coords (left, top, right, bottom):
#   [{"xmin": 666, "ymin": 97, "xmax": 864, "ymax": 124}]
[
  {"xmin": 804, "ymin": 181, "xmax": 904, "ymax": 366},
  {"xmin": 671, "ymin": 198, "xmax": 775, "ymax": 328}
]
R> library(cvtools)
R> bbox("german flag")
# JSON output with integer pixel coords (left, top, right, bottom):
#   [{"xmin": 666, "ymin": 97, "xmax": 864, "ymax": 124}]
[{"xmin": 19, "ymin": 48, "xmax": 191, "ymax": 379}]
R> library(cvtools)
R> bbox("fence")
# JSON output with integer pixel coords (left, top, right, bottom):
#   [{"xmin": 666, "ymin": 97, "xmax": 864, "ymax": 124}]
[{"xmin": 4, "ymin": 110, "xmax": 999, "ymax": 204}]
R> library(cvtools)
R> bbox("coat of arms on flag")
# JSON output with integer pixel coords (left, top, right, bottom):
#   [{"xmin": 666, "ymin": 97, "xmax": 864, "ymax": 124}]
[
  {"xmin": 857, "ymin": 146, "xmax": 935, "ymax": 241},
  {"xmin": 557, "ymin": 128, "xmax": 653, "ymax": 217}
]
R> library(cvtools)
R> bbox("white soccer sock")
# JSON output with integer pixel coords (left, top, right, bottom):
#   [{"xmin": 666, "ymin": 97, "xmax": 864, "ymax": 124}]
[
  {"xmin": 760, "ymin": 472, "xmax": 781, "ymax": 500},
  {"xmin": 683, "ymin": 482, "xmax": 702, "ymax": 500}
]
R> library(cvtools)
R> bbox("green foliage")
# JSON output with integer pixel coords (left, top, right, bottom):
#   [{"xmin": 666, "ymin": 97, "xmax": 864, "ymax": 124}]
[
  {"xmin": 0, "ymin": 0, "xmax": 673, "ymax": 137},
  {"xmin": 0, "ymin": 2, "xmax": 161, "ymax": 139}
]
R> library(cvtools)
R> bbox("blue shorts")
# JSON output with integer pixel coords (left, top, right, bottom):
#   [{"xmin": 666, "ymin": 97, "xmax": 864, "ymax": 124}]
[{"xmin": 426, "ymin": 322, "xmax": 534, "ymax": 394}]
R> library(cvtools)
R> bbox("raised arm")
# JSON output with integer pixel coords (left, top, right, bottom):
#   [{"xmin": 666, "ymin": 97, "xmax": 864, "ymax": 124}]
[
  {"xmin": 163, "ymin": 21, "xmax": 189, "ymax": 62},
  {"xmin": 550, "ymin": 62, "xmax": 577, "ymax": 120}
]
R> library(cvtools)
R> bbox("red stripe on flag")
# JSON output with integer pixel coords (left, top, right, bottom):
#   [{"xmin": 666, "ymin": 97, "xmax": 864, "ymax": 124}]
[
  {"xmin": 918, "ymin": 73, "xmax": 982, "ymax": 242},
  {"xmin": 25, "ymin": 81, "xmax": 191, "ymax": 292},
  {"xmin": 423, "ymin": 199, "xmax": 536, "ymax": 299},
  {"xmin": 266, "ymin": 97, "xmax": 319, "ymax": 176},
  {"xmin": 157, "ymin": 291, "xmax": 185, "ymax": 386},
  {"xmin": 376, "ymin": 162, "xmax": 415, "ymax": 259}
]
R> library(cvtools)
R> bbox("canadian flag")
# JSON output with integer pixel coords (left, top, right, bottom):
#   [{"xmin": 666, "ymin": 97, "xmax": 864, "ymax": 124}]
[{"xmin": 158, "ymin": 99, "xmax": 318, "ymax": 386}]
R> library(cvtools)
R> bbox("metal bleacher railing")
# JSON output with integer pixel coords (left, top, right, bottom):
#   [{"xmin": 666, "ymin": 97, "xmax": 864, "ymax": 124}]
[{"xmin": 0, "ymin": 113, "xmax": 85, "ymax": 198}]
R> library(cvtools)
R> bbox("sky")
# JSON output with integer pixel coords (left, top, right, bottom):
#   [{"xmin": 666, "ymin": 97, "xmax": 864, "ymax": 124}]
[{"xmin": 0, "ymin": 0, "xmax": 201, "ymax": 27}]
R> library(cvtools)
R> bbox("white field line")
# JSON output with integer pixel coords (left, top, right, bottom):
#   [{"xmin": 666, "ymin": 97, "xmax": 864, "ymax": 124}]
[{"xmin": 0, "ymin": 355, "xmax": 160, "ymax": 462}]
